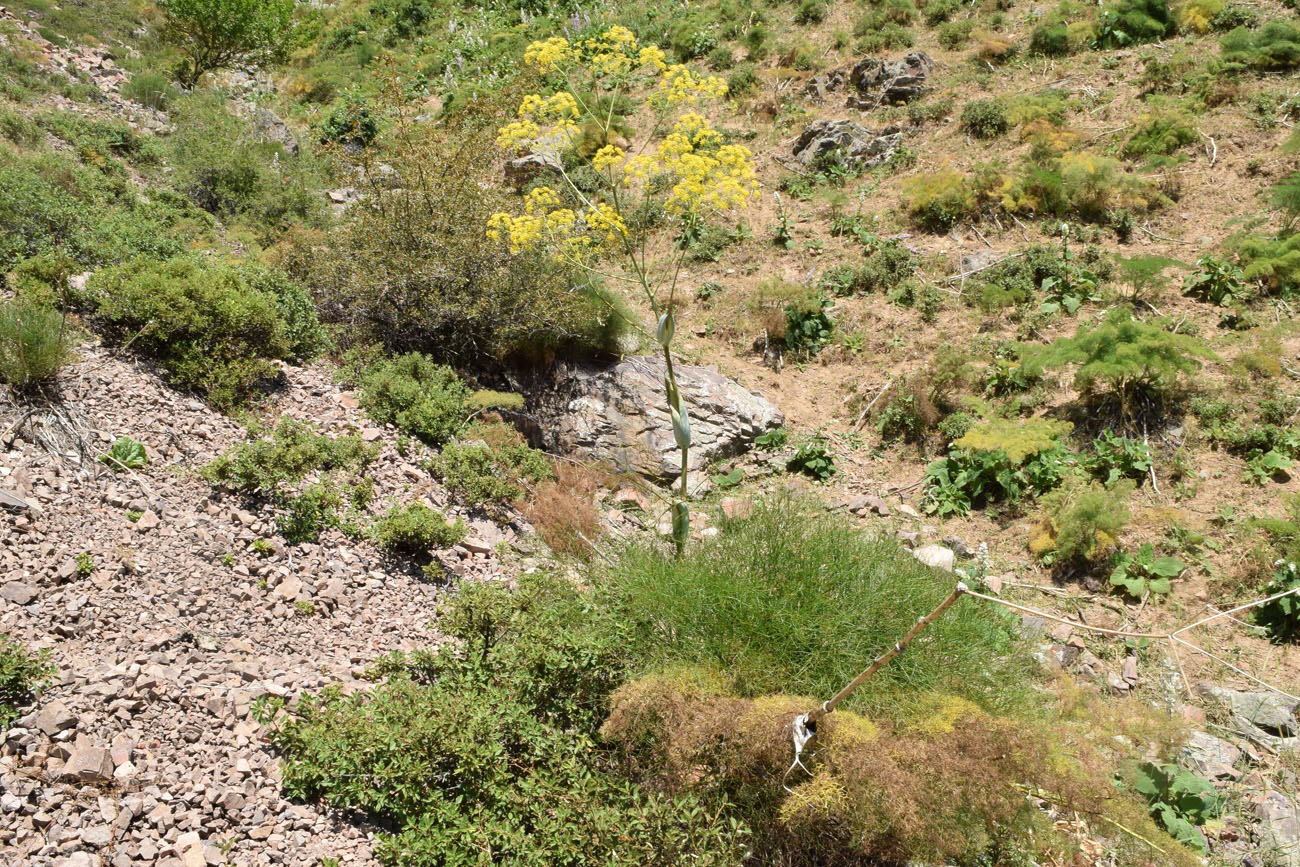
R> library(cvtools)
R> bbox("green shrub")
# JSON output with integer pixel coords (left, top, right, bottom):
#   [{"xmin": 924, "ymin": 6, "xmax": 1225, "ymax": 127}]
[
  {"xmin": 972, "ymin": 243, "xmax": 1106, "ymax": 311},
  {"xmin": 318, "ymin": 91, "xmax": 379, "ymax": 148},
  {"xmin": 204, "ymin": 418, "xmax": 376, "ymax": 494},
  {"xmin": 1123, "ymin": 111, "xmax": 1198, "ymax": 157},
  {"xmin": 938, "ymin": 19, "xmax": 975, "ymax": 48},
  {"xmin": 354, "ymin": 353, "xmax": 470, "ymax": 447},
  {"xmin": 0, "ymin": 301, "xmax": 73, "ymax": 390},
  {"xmin": 961, "ymin": 99, "xmax": 1010, "ymax": 139},
  {"xmin": 266, "ymin": 573, "xmax": 748, "ymax": 865},
  {"xmin": 1234, "ymin": 233, "xmax": 1300, "ymax": 296},
  {"xmin": 795, "ymin": 0, "xmax": 828, "ymax": 24},
  {"xmin": 1183, "ymin": 255, "xmax": 1249, "ymax": 306},
  {"xmin": 599, "ymin": 497, "xmax": 1034, "ymax": 717},
  {"xmin": 1031, "ymin": 478, "xmax": 1132, "ymax": 566},
  {"xmin": 161, "ymin": 0, "xmax": 295, "ymax": 87},
  {"xmin": 786, "ymin": 437, "xmax": 837, "ymax": 480},
  {"xmin": 1086, "ymin": 430, "xmax": 1152, "ymax": 484},
  {"xmin": 922, "ymin": 418, "xmax": 1074, "ymax": 515},
  {"xmin": 783, "ymin": 295, "xmax": 834, "ymax": 356},
  {"xmin": 425, "ymin": 423, "xmax": 553, "ymax": 512},
  {"xmin": 371, "ymin": 503, "xmax": 466, "ymax": 556},
  {"xmin": 83, "ymin": 256, "xmax": 322, "ymax": 408},
  {"xmin": 1029, "ymin": 23, "xmax": 1073, "ymax": 55},
  {"xmin": 1093, "ymin": 0, "xmax": 1175, "ymax": 47},
  {"xmin": 0, "ymin": 636, "xmax": 57, "ymax": 728},
  {"xmin": 278, "ymin": 483, "xmax": 345, "ymax": 543},
  {"xmin": 1022, "ymin": 310, "xmax": 1216, "ymax": 420},
  {"xmin": 1221, "ymin": 21, "xmax": 1300, "ymax": 70}
]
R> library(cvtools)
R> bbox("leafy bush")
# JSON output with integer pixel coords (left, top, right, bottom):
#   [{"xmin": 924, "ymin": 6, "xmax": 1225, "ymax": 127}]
[
  {"xmin": 1221, "ymin": 21, "xmax": 1300, "ymax": 70},
  {"xmin": 819, "ymin": 237, "xmax": 916, "ymax": 296},
  {"xmin": 1131, "ymin": 762, "xmax": 1223, "ymax": 852},
  {"xmin": 923, "ymin": 419, "xmax": 1073, "ymax": 516},
  {"xmin": 318, "ymin": 91, "xmax": 379, "ymax": 148},
  {"xmin": 83, "ymin": 256, "xmax": 324, "ymax": 408},
  {"xmin": 0, "ymin": 636, "xmax": 56, "ymax": 728},
  {"xmin": 353, "ymin": 353, "xmax": 470, "ymax": 447},
  {"xmin": 1256, "ymin": 560, "xmax": 1300, "ymax": 642},
  {"xmin": 1183, "ymin": 255, "xmax": 1249, "ymax": 306},
  {"xmin": 1093, "ymin": 0, "xmax": 1176, "ymax": 48},
  {"xmin": 1234, "ymin": 233, "xmax": 1300, "ymax": 296},
  {"xmin": 961, "ymin": 99, "xmax": 1009, "ymax": 139},
  {"xmin": 425, "ymin": 423, "xmax": 553, "ymax": 513},
  {"xmin": 786, "ymin": 437, "xmax": 837, "ymax": 481},
  {"xmin": 266, "ymin": 573, "xmax": 748, "ymax": 865},
  {"xmin": 1110, "ymin": 543, "xmax": 1185, "ymax": 597},
  {"xmin": 902, "ymin": 169, "xmax": 980, "ymax": 232},
  {"xmin": 1031, "ymin": 479, "xmax": 1132, "ymax": 566},
  {"xmin": 370, "ymin": 503, "xmax": 466, "ymax": 556},
  {"xmin": 0, "ymin": 301, "xmax": 73, "ymax": 390},
  {"xmin": 160, "ymin": 0, "xmax": 295, "ymax": 87},
  {"xmin": 205, "ymin": 418, "xmax": 375, "ymax": 494},
  {"xmin": 1086, "ymin": 430, "xmax": 1151, "ymax": 484},
  {"xmin": 278, "ymin": 483, "xmax": 345, "ymax": 544},
  {"xmin": 1030, "ymin": 23, "xmax": 1073, "ymax": 56},
  {"xmin": 783, "ymin": 295, "xmax": 834, "ymax": 356},
  {"xmin": 293, "ymin": 98, "xmax": 627, "ymax": 365},
  {"xmin": 1022, "ymin": 310, "xmax": 1215, "ymax": 421},
  {"xmin": 1123, "ymin": 111, "xmax": 1198, "ymax": 157},
  {"xmin": 972, "ymin": 242, "xmax": 1106, "ymax": 311}
]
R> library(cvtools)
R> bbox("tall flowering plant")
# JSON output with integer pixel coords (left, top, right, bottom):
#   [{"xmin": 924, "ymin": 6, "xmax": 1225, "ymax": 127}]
[{"xmin": 487, "ymin": 26, "xmax": 758, "ymax": 556}]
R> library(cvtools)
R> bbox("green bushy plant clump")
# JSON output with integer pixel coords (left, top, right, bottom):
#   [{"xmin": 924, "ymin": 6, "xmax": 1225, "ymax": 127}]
[
  {"xmin": 204, "ymin": 418, "xmax": 376, "ymax": 495},
  {"xmin": 1220, "ymin": 21, "xmax": 1300, "ymax": 70},
  {"xmin": 0, "ymin": 152, "xmax": 188, "ymax": 271},
  {"xmin": 783, "ymin": 294, "xmax": 834, "ymax": 356},
  {"xmin": 1030, "ymin": 478, "xmax": 1133, "ymax": 567},
  {"xmin": 1022, "ymin": 310, "xmax": 1216, "ymax": 421},
  {"xmin": 1234, "ymin": 233, "xmax": 1300, "ymax": 296},
  {"xmin": 167, "ymin": 94, "xmax": 325, "ymax": 241},
  {"xmin": 922, "ymin": 0, "xmax": 962, "ymax": 24},
  {"xmin": 1110, "ymin": 543, "xmax": 1185, "ymax": 597},
  {"xmin": 1093, "ymin": 0, "xmax": 1176, "ymax": 48},
  {"xmin": 1175, "ymin": 0, "xmax": 1223, "ymax": 31},
  {"xmin": 1130, "ymin": 762, "xmax": 1223, "ymax": 852},
  {"xmin": 1086, "ymin": 430, "xmax": 1152, "ymax": 484},
  {"xmin": 318, "ymin": 91, "xmax": 379, "ymax": 148},
  {"xmin": 1123, "ymin": 111, "xmax": 1198, "ymax": 157},
  {"xmin": 1255, "ymin": 560, "xmax": 1300, "ymax": 642},
  {"xmin": 161, "ymin": 0, "xmax": 295, "ymax": 88},
  {"xmin": 294, "ymin": 99, "xmax": 627, "ymax": 365},
  {"xmin": 121, "ymin": 71, "xmax": 178, "ymax": 111},
  {"xmin": 938, "ymin": 19, "xmax": 975, "ymax": 48},
  {"xmin": 83, "ymin": 256, "xmax": 325, "ymax": 408},
  {"xmin": 353, "ymin": 352, "xmax": 470, "ymax": 447},
  {"xmin": 0, "ymin": 636, "xmax": 57, "ymax": 728},
  {"xmin": 425, "ymin": 422, "xmax": 553, "ymax": 512},
  {"xmin": 786, "ymin": 437, "xmax": 837, "ymax": 480},
  {"xmin": 599, "ymin": 497, "xmax": 1035, "ymax": 718},
  {"xmin": 277, "ymin": 483, "xmax": 345, "ymax": 544},
  {"xmin": 922, "ymin": 418, "xmax": 1074, "ymax": 516},
  {"xmin": 1030, "ymin": 23, "xmax": 1073, "ymax": 56},
  {"xmin": 1183, "ymin": 255, "xmax": 1249, "ymax": 306},
  {"xmin": 265, "ymin": 572, "xmax": 749, "ymax": 865},
  {"xmin": 0, "ymin": 300, "xmax": 73, "ymax": 390},
  {"xmin": 795, "ymin": 0, "xmax": 828, "ymax": 24},
  {"xmin": 370, "ymin": 503, "xmax": 466, "ymax": 556},
  {"xmin": 961, "ymin": 99, "xmax": 1010, "ymax": 139},
  {"xmin": 902, "ymin": 169, "xmax": 980, "ymax": 232},
  {"xmin": 972, "ymin": 243, "xmax": 1107, "ymax": 311}
]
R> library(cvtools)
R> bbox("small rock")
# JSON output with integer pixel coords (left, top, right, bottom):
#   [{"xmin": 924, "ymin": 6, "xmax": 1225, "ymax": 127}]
[
  {"xmin": 34, "ymin": 701, "xmax": 77, "ymax": 736},
  {"xmin": 1, "ymin": 581, "xmax": 39, "ymax": 605},
  {"xmin": 1197, "ymin": 684, "xmax": 1298, "ymax": 737},
  {"xmin": 59, "ymin": 747, "xmax": 115, "ymax": 784},
  {"xmin": 134, "ymin": 509, "xmax": 160, "ymax": 532},
  {"xmin": 1183, "ymin": 731, "xmax": 1242, "ymax": 778},
  {"xmin": 912, "ymin": 544, "xmax": 955, "ymax": 572},
  {"xmin": 720, "ymin": 497, "xmax": 754, "ymax": 520}
]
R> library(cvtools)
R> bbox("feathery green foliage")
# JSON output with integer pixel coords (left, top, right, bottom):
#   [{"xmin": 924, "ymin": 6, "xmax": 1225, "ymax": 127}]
[
  {"xmin": 354, "ymin": 353, "xmax": 470, "ymax": 448},
  {"xmin": 1023, "ymin": 310, "xmax": 1216, "ymax": 419},
  {"xmin": 0, "ymin": 300, "xmax": 72, "ymax": 390},
  {"xmin": 598, "ymin": 497, "xmax": 1036, "ymax": 720},
  {"xmin": 1033, "ymin": 479, "xmax": 1133, "ymax": 566},
  {"xmin": 923, "ymin": 419, "xmax": 1074, "ymax": 515},
  {"xmin": 1220, "ymin": 20, "xmax": 1300, "ymax": 69}
]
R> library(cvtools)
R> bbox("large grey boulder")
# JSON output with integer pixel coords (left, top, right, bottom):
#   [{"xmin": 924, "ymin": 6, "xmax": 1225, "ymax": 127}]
[
  {"xmin": 248, "ymin": 107, "xmax": 299, "ymax": 155},
  {"xmin": 802, "ymin": 51, "xmax": 934, "ymax": 109},
  {"xmin": 1257, "ymin": 790, "xmax": 1300, "ymax": 867},
  {"xmin": 1197, "ymin": 683, "xmax": 1298, "ymax": 737},
  {"xmin": 531, "ymin": 356, "xmax": 783, "ymax": 484},
  {"xmin": 792, "ymin": 119, "xmax": 902, "ymax": 168}
]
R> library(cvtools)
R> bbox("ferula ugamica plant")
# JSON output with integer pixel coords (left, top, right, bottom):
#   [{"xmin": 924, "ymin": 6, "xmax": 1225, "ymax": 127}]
[{"xmin": 486, "ymin": 26, "xmax": 759, "ymax": 555}]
